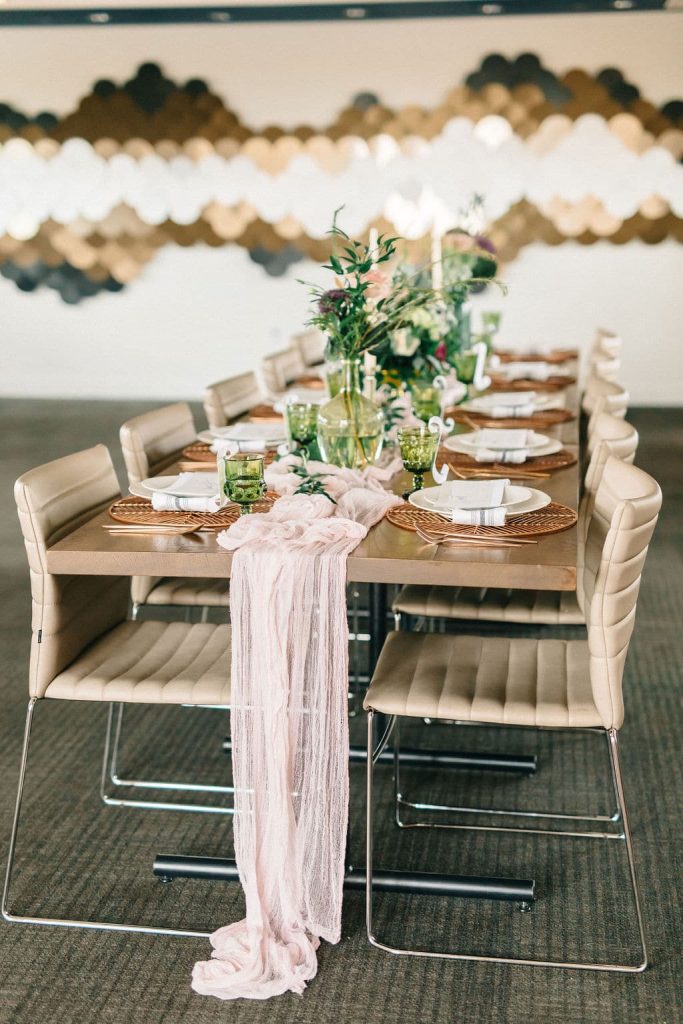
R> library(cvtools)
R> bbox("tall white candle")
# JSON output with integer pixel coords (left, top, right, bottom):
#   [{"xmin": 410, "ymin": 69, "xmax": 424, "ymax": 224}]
[
  {"xmin": 368, "ymin": 227, "xmax": 379, "ymax": 267},
  {"xmin": 364, "ymin": 351, "xmax": 377, "ymax": 376},
  {"xmin": 431, "ymin": 229, "xmax": 443, "ymax": 290}
]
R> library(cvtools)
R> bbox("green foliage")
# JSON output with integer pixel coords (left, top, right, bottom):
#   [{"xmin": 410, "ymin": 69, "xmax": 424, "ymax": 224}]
[{"xmin": 291, "ymin": 463, "xmax": 337, "ymax": 504}]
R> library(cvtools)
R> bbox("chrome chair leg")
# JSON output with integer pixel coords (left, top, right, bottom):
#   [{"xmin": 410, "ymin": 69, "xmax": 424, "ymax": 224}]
[
  {"xmin": 3, "ymin": 699, "xmax": 210, "ymax": 938},
  {"xmin": 100, "ymin": 703, "xmax": 235, "ymax": 815},
  {"xmin": 393, "ymin": 722, "xmax": 623, "ymax": 840},
  {"xmin": 366, "ymin": 710, "xmax": 648, "ymax": 972}
]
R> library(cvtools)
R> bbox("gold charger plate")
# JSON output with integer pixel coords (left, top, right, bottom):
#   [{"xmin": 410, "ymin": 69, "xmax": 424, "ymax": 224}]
[
  {"xmin": 108, "ymin": 493, "xmax": 279, "ymax": 530},
  {"xmin": 385, "ymin": 501, "xmax": 577, "ymax": 539}
]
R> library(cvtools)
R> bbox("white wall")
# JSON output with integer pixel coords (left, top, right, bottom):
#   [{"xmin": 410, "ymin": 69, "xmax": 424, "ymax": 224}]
[{"xmin": 1, "ymin": 11, "xmax": 682, "ymax": 404}]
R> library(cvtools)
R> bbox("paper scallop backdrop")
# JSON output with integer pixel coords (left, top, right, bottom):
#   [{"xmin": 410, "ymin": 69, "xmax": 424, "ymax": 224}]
[{"xmin": 0, "ymin": 57, "xmax": 681, "ymax": 302}]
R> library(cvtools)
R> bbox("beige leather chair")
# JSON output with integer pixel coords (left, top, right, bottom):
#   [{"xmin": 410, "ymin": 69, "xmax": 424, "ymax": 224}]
[
  {"xmin": 203, "ymin": 371, "xmax": 262, "ymax": 429},
  {"xmin": 5, "ymin": 445, "xmax": 232, "ymax": 937},
  {"xmin": 393, "ymin": 412, "xmax": 638, "ymax": 629},
  {"xmin": 365, "ymin": 457, "xmax": 661, "ymax": 971},
  {"xmin": 582, "ymin": 375, "xmax": 629, "ymax": 419},
  {"xmin": 589, "ymin": 354, "xmax": 622, "ymax": 383},
  {"xmin": 292, "ymin": 328, "xmax": 326, "ymax": 367},
  {"xmin": 120, "ymin": 404, "xmax": 230, "ymax": 617},
  {"xmin": 592, "ymin": 329, "xmax": 623, "ymax": 359},
  {"xmin": 120, "ymin": 401, "xmax": 196, "ymax": 485},
  {"xmin": 260, "ymin": 346, "xmax": 306, "ymax": 395}
]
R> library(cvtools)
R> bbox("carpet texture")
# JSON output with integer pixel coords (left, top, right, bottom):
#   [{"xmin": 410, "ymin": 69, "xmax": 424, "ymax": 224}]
[{"xmin": 0, "ymin": 400, "xmax": 681, "ymax": 1024}]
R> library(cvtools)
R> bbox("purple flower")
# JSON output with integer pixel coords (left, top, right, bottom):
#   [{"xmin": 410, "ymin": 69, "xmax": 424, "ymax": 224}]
[
  {"xmin": 318, "ymin": 289, "xmax": 351, "ymax": 315},
  {"xmin": 475, "ymin": 234, "xmax": 496, "ymax": 255}
]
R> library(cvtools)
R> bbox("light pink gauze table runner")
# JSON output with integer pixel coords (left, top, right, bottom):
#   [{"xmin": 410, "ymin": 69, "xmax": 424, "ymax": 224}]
[{"xmin": 191, "ymin": 457, "xmax": 401, "ymax": 1001}]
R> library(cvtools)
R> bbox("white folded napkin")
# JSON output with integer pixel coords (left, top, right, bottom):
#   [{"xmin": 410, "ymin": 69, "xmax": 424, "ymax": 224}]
[
  {"xmin": 154, "ymin": 472, "xmax": 218, "ymax": 498},
  {"xmin": 273, "ymin": 388, "xmax": 326, "ymax": 412},
  {"xmin": 432, "ymin": 478, "xmax": 508, "ymax": 510},
  {"xmin": 211, "ymin": 422, "xmax": 286, "ymax": 443},
  {"xmin": 478, "ymin": 391, "xmax": 537, "ymax": 407},
  {"xmin": 450, "ymin": 506, "xmax": 507, "ymax": 526},
  {"xmin": 477, "ymin": 429, "xmax": 530, "ymax": 450},
  {"xmin": 211, "ymin": 438, "xmax": 265, "ymax": 456},
  {"xmin": 474, "ymin": 448, "xmax": 528, "ymax": 464},
  {"xmin": 151, "ymin": 493, "xmax": 220, "ymax": 512},
  {"xmin": 501, "ymin": 362, "xmax": 551, "ymax": 382},
  {"xmin": 488, "ymin": 403, "xmax": 535, "ymax": 419}
]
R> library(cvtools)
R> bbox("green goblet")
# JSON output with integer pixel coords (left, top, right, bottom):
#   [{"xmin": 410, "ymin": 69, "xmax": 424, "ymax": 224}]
[
  {"xmin": 410, "ymin": 380, "xmax": 442, "ymax": 423},
  {"xmin": 325, "ymin": 362, "xmax": 343, "ymax": 399},
  {"xmin": 222, "ymin": 453, "xmax": 266, "ymax": 516},
  {"xmin": 397, "ymin": 425, "xmax": 439, "ymax": 498},
  {"xmin": 286, "ymin": 402, "xmax": 320, "ymax": 463},
  {"xmin": 452, "ymin": 351, "xmax": 478, "ymax": 384}
]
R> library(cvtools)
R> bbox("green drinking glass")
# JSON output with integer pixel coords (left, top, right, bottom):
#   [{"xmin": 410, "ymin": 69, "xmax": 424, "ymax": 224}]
[
  {"xmin": 221, "ymin": 453, "xmax": 266, "ymax": 516},
  {"xmin": 481, "ymin": 311, "xmax": 502, "ymax": 336},
  {"xmin": 286, "ymin": 402, "xmax": 320, "ymax": 463},
  {"xmin": 325, "ymin": 362, "xmax": 344, "ymax": 399},
  {"xmin": 397, "ymin": 425, "xmax": 439, "ymax": 497},
  {"xmin": 410, "ymin": 380, "xmax": 442, "ymax": 423},
  {"xmin": 452, "ymin": 352, "xmax": 478, "ymax": 384}
]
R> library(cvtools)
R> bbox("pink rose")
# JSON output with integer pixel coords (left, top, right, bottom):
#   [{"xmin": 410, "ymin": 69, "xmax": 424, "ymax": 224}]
[
  {"xmin": 361, "ymin": 268, "xmax": 391, "ymax": 303},
  {"xmin": 434, "ymin": 342, "xmax": 447, "ymax": 361}
]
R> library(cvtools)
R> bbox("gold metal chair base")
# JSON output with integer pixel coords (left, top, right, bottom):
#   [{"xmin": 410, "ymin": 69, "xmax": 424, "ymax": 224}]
[
  {"xmin": 2, "ymin": 699, "xmax": 212, "ymax": 939},
  {"xmin": 365, "ymin": 711, "xmax": 648, "ymax": 973},
  {"xmin": 101, "ymin": 703, "xmax": 235, "ymax": 815},
  {"xmin": 393, "ymin": 720, "xmax": 624, "ymax": 840}
]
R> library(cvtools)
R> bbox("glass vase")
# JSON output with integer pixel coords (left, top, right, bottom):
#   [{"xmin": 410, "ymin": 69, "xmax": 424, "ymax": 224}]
[{"xmin": 317, "ymin": 358, "xmax": 384, "ymax": 470}]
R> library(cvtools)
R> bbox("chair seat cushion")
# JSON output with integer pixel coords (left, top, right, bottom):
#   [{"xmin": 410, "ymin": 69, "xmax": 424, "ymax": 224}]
[
  {"xmin": 145, "ymin": 577, "xmax": 230, "ymax": 607},
  {"xmin": 45, "ymin": 621, "xmax": 230, "ymax": 705},
  {"xmin": 364, "ymin": 632, "xmax": 601, "ymax": 728},
  {"xmin": 393, "ymin": 584, "xmax": 584, "ymax": 626}
]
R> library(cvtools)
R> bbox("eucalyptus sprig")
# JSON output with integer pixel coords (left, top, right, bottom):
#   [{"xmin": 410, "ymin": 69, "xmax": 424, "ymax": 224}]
[{"xmin": 292, "ymin": 464, "xmax": 337, "ymax": 504}]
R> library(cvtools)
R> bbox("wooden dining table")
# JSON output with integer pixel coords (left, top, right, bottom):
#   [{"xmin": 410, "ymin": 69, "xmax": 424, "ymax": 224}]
[{"xmin": 44, "ymin": 378, "xmax": 581, "ymax": 908}]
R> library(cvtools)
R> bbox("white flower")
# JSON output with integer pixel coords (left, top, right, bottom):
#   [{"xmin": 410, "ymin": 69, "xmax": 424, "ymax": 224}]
[{"xmin": 391, "ymin": 329, "xmax": 421, "ymax": 357}]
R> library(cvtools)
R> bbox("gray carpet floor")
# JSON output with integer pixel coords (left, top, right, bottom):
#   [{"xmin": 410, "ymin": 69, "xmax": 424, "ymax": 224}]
[{"xmin": 0, "ymin": 399, "xmax": 681, "ymax": 1024}]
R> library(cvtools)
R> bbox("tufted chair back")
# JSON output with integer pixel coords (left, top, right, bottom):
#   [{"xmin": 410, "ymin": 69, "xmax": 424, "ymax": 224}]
[
  {"xmin": 582, "ymin": 457, "xmax": 661, "ymax": 730},
  {"xmin": 203, "ymin": 372, "xmax": 262, "ymax": 429},
  {"xmin": 120, "ymin": 402, "xmax": 196, "ymax": 486},
  {"xmin": 15, "ymin": 445, "xmax": 129, "ymax": 698}
]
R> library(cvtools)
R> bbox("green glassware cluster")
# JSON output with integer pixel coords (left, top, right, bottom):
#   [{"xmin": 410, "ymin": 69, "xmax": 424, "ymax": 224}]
[
  {"xmin": 397, "ymin": 425, "xmax": 439, "ymax": 495},
  {"xmin": 220, "ymin": 453, "xmax": 266, "ymax": 516}
]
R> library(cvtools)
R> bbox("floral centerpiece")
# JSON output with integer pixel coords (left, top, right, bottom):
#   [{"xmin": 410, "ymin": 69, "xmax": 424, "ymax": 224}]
[
  {"xmin": 378, "ymin": 204, "xmax": 500, "ymax": 389},
  {"xmin": 302, "ymin": 217, "xmax": 435, "ymax": 469}
]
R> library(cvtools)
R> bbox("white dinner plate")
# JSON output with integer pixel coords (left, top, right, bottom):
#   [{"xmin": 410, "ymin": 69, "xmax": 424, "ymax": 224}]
[
  {"xmin": 443, "ymin": 434, "xmax": 564, "ymax": 458},
  {"xmin": 130, "ymin": 475, "xmax": 219, "ymax": 500},
  {"xmin": 410, "ymin": 483, "xmax": 532, "ymax": 514},
  {"xmin": 462, "ymin": 394, "xmax": 561, "ymax": 413},
  {"xmin": 455, "ymin": 430, "xmax": 551, "ymax": 452},
  {"xmin": 409, "ymin": 486, "xmax": 551, "ymax": 519},
  {"xmin": 273, "ymin": 388, "xmax": 327, "ymax": 412},
  {"xmin": 197, "ymin": 428, "xmax": 286, "ymax": 447}
]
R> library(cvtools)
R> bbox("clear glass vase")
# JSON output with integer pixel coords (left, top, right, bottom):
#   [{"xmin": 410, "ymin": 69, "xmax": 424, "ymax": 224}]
[{"xmin": 317, "ymin": 358, "xmax": 384, "ymax": 470}]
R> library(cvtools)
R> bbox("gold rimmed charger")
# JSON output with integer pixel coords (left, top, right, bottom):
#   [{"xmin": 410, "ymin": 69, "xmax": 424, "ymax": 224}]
[
  {"xmin": 494, "ymin": 349, "xmax": 578, "ymax": 365},
  {"xmin": 446, "ymin": 406, "xmax": 575, "ymax": 429},
  {"xmin": 180, "ymin": 442, "xmax": 277, "ymax": 467},
  {"xmin": 488, "ymin": 374, "xmax": 577, "ymax": 393},
  {"xmin": 108, "ymin": 493, "xmax": 279, "ymax": 530},
  {"xmin": 437, "ymin": 446, "xmax": 577, "ymax": 476},
  {"xmin": 385, "ymin": 501, "xmax": 577, "ymax": 540}
]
